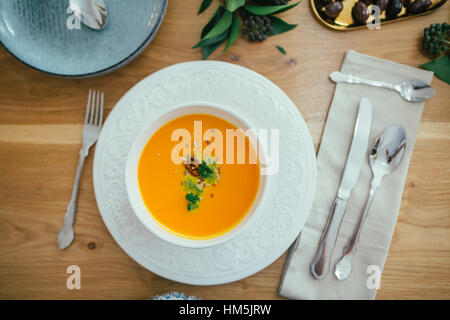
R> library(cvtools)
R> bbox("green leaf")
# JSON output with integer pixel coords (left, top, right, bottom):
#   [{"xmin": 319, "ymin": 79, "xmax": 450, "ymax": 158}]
[
  {"xmin": 195, "ymin": 6, "xmax": 229, "ymax": 59},
  {"xmin": 244, "ymin": 1, "xmax": 301, "ymax": 15},
  {"xmin": 224, "ymin": 14, "xmax": 240, "ymax": 52},
  {"xmin": 421, "ymin": 56, "xmax": 450, "ymax": 84},
  {"xmin": 268, "ymin": 15, "xmax": 297, "ymax": 36},
  {"xmin": 201, "ymin": 6, "xmax": 225, "ymax": 38},
  {"xmin": 201, "ymin": 32, "xmax": 229, "ymax": 59},
  {"xmin": 193, "ymin": 31, "xmax": 227, "ymax": 49},
  {"xmin": 276, "ymin": 45, "xmax": 287, "ymax": 54},
  {"xmin": 202, "ymin": 9, "xmax": 233, "ymax": 40},
  {"xmin": 225, "ymin": 0, "xmax": 245, "ymax": 12},
  {"xmin": 198, "ymin": 0, "xmax": 213, "ymax": 15}
]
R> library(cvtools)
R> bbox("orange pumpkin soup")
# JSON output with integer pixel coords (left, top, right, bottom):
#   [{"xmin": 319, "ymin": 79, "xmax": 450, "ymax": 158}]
[{"xmin": 137, "ymin": 113, "xmax": 260, "ymax": 240}]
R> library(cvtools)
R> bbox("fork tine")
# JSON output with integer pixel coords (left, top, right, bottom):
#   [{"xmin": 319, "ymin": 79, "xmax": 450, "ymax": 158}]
[
  {"xmin": 89, "ymin": 90, "xmax": 96, "ymax": 124},
  {"xmin": 85, "ymin": 89, "xmax": 92, "ymax": 124},
  {"xmin": 94, "ymin": 90, "xmax": 100, "ymax": 126},
  {"xmin": 99, "ymin": 92, "xmax": 104, "ymax": 127}
]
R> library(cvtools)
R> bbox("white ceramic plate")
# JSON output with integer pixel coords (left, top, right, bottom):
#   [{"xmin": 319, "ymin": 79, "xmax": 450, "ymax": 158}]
[{"xmin": 93, "ymin": 61, "xmax": 317, "ymax": 285}]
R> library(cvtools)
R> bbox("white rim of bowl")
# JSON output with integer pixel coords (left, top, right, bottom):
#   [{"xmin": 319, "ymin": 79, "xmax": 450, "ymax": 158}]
[{"xmin": 125, "ymin": 103, "xmax": 271, "ymax": 249}]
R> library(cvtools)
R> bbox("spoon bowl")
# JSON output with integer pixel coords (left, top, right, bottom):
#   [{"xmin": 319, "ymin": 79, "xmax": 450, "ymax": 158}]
[
  {"xmin": 369, "ymin": 125, "xmax": 407, "ymax": 178},
  {"xmin": 396, "ymin": 80, "xmax": 436, "ymax": 102},
  {"xmin": 330, "ymin": 72, "xmax": 435, "ymax": 103}
]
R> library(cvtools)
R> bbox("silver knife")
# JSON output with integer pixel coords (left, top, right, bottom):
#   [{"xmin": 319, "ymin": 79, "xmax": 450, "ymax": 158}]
[{"xmin": 310, "ymin": 97, "xmax": 372, "ymax": 280}]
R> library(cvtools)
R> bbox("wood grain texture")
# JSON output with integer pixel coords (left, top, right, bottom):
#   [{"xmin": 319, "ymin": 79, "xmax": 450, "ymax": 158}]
[{"xmin": 0, "ymin": 0, "xmax": 449, "ymax": 300}]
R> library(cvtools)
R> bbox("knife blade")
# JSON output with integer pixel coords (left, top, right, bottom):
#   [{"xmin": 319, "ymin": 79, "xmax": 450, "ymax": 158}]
[{"xmin": 310, "ymin": 97, "xmax": 372, "ymax": 280}]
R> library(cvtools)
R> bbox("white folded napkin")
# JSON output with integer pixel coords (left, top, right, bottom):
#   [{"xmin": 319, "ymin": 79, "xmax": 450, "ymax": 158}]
[{"xmin": 278, "ymin": 50, "xmax": 434, "ymax": 300}]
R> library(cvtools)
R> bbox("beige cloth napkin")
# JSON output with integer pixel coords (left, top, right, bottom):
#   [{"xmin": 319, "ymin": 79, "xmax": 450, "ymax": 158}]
[{"xmin": 278, "ymin": 50, "xmax": 434, "ymax": 300}]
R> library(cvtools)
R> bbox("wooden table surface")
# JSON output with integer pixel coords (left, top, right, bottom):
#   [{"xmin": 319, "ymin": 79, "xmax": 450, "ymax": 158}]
[{"xmin": 0, "ymin": 1, "xmax": 449, "ymax": 300}]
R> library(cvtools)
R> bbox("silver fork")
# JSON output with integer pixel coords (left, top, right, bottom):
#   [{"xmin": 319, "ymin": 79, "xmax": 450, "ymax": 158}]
[{"xmin": 57, "ymin": 90, "xmax": 104, "ymax": 249}]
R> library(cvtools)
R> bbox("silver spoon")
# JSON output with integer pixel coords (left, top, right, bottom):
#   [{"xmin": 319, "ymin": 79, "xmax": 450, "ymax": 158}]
[
  {"xmin": 330, "ymin": 71, "xmax": 435, "ymax": 102},
  {"xmin": 334, "ymin": 125, "xmax": 407, "ymax": 280},
  {"xmin": 69, "ymin": 0, "xmax": 108, "ymax": 30}
]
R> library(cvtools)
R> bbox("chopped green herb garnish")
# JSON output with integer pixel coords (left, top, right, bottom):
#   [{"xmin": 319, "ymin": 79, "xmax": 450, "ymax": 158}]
[
  {"xmin": 183, "ymin": 175, "xmax": 203, "ymax": 195},
  {"xmin": 186, "ymin": 192, "xmax": 200, "ymax": 211},
  {"xmin": 187, "ymin": 202, "xmax": 198, "ymax": 211},
  {"xmin": 198, "ymin": 160, "xmax": 219, "ymax": 184},
  {"xmin": 186, "ymin": 192, "xmax": 200, "ymax": 205},
  {"xmin": 198, "ymin": 161, "xmax": 214, "ymax": 179},
  {"xmin": 182, "ymin": 159, "xmax": 220, "ymax": 211}
]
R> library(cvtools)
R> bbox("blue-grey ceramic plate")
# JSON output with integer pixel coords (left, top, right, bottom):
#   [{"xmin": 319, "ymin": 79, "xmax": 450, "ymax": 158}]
[{"xmin": 0, "ymin": 0, "xmax": 168, "ymax": 78}]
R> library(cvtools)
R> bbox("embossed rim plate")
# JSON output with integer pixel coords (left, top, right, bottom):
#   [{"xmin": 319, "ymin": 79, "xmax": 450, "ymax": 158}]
[{"xmin": 93, "ymin": 61, "xmax": 317, "ymax": 285}]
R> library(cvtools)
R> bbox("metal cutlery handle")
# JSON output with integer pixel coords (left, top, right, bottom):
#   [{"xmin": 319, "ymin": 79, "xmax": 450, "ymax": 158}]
[
  {"xmin": 66, "ymin": 151, "xmax": 86, "ymax": 222},
  {"xmin": 310, "ymin": 197, "xmax": 348, "ymax": 279},
  {"xmin": 334, "ymin": 176, "xmax": 381, "ymax": 280},
  {"xmin": 57, "ymin": 151, "xmax": 86, "ymax": 249},
  {"xmin": 330, "ymin": 71, "xmax": 395, "ymax": 91}
]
